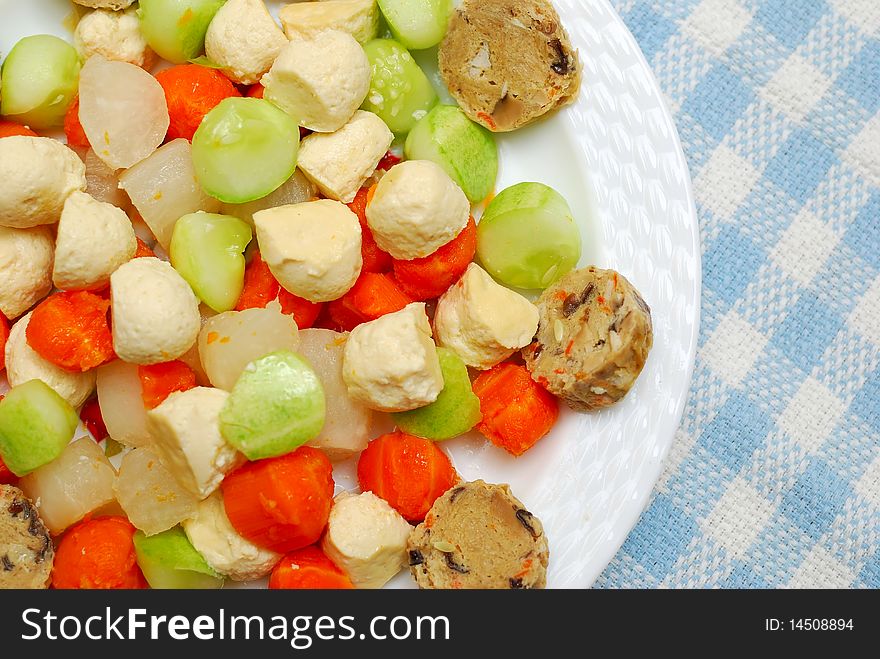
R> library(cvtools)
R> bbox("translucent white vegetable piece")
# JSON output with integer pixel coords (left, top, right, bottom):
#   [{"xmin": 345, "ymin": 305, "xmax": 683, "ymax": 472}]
[
  {"xmin": 221, "ymin": 170, "xmax": 315, "ymax": 228},
  {"xmin": 119, "ymin": 139, "xmax": 221, "ymax": 250},
  {"xmin": 114, "ymin": 447, "xmax": 198, "ymax": 536},
  {"xmin": 78, "ymin": 55, "xmax": 170, "ymax": 170},
  {"xmin": 298, "ymin": 329, "xmax": 372, "ymax": 460},
  {"xmin": 19, "ymin": 437, "xmax": 116, "ymax": 535},
  {"xmin": 198, "ymin": 305, "xmax": 300, "ymax": 391},
  {"xmin": 84, "ymin": 148, "xmax": 131, "ymax": 210},
  {"xmin": 96, "ymin": 360, "xmax": 151, "ymax": 448}
]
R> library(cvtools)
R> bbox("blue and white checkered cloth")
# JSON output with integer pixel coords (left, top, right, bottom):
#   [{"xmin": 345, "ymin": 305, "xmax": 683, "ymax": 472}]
[{"xmin": 595, "ymin": 0, "xmax": 880, "ymax": 588}]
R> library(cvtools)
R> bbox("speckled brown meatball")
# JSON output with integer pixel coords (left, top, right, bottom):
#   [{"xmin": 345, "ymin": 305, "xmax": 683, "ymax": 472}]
[
  {"xmin": 0, "ymin": 485, "xmax": 54, "ymax": 589},
  {"xmin": 438, "ymin": 0, "xmax": 581, "ymax": 132},
  {"xmin": 407, "ymin": 480, "xmax": 548, "ymax": 589},
  {"xmin": 524, "ymin": 267, "xmax": 653, "ymax": 411}
]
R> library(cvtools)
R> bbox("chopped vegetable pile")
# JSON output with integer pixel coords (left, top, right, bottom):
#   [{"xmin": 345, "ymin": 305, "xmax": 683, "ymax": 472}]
[{"xmin": 0, "ymin": 0, "xmax": 651, "ymax": 591}]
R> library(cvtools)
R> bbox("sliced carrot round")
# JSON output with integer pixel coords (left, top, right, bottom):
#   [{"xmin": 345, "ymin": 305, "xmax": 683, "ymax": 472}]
[
  {"xmin": 0, "ymin": 120, "xmax": 38, "ymax": 139},
  {"xmin": 134, "ymin": 237, "xmax": 156, "ymax": 259},
  {"xmin": 63, "ymin": 95, "xmax": 89, "ymax": 148},
  {"xmin": 357, "ymin": 431, "xmax": 458, "ymax": 523},
  {"xmin": 52, "ymin": 516, "xmax": 148, "ymax": 590},
  {"xmin": 236, "ymin": 250, "xmax": 280, "ymax": 311},
  {"xmin": 348, "ymin": 187, "xmax": 392, "ymax": 273},
  {"xmin": 221, "ymin": 447, "xmax": 335, "ymax": 554},
  {"xmin": 26, "ymin": 291, "xmax": 115, "ymax": 372},
  {"xmin": 341, "ymin": 272, "xmax": 411, "ymax": 323}
]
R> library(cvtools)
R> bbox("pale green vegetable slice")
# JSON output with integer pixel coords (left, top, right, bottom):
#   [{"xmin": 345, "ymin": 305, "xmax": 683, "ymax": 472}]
[
  {"xmin": 192, "ymin": 98, "xmax": 300, "ymax": 203},
  {"xmin": 477, "ymin": 182, "xmax": 582, "ymax": 290},
  {"xmin": 0, "ymin": 35, "xmax": 80, "ymax": 129},
  {"xmin": 405, "ymin": 105, "xmax": 498, "ymax": 202},
  {"xmin": 137, "ymin": 0, "xmax": 226, "ymax": 64},
  {"xmin": 392, "ymin": 348, "xmax": 481, "ymax": 440},
  {"xmin": 0, "ymin": 380, "xmax": 78, "ymax": 476},
  {"xmin": 361, "ymin": 39, "xmax": 438, "ymax": 135},
  {"xmin": 170, "ymin": 212, "xmax": 252, "ymax": 313},
  {"xmin": 134, "ymin": 527, "xmax": 224, "ymax": 589},
  {"xmin": 220, "ymin": 351, "xmax": 325, "ymax": 461},
  {"xmin": 377, "ymin": 0, "xmax": 453, "ymax": 50}
]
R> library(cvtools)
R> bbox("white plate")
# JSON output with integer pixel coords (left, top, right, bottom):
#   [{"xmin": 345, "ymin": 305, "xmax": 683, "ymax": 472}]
[{"xmin": 0, "ymin": 0, "xmax": 700, "ymax": 588}]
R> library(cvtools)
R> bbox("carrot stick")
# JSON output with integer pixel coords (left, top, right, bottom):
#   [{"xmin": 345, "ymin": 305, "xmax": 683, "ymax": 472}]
[
  {"xmin": 63, "ymin": 95, "xmax": 89, "ymax": 148},
  {"xmin": 0, "ymin": 120, "xmax": 38, "ymax": 139},
  {"xmin": 392, "ymin": 216, "xmax": 477, "ymax": 301},
  {"xmin": 472, "ymin": 363, "xmax": 559, "ymax": 456},
  {"xmin": 269, "ymin": 546, "xmax": 354, "ymax": 590},
  {"xmin": 138, "ymin": 361, "xmax": 197, "ymax": 409},
  {"xmin": 347, "ymin": 187, "xmax": 392, "ymax": 273},
  {"xmin": 26, "ymin": 291, "xmax": 115, "ymax": 372},
  {"xmin": 52, "ymin": 516, "xmax": 148, "ymax": 589},
  {"xmin": 155, "ymin": 64, "xmax": 241, "ymax": 142},
  {"xmin": 221, "ymin": 447, "xmax": 335, "ymax": 554},
  {"xmin": 357, "ymin": 431, "xmax": 458, "ymax": 523}
]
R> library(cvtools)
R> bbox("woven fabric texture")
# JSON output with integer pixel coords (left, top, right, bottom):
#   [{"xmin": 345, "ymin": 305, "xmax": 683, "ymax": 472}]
[{"xmin": 596, "ymin": 0, "xmax": 880, "ymax": 588}]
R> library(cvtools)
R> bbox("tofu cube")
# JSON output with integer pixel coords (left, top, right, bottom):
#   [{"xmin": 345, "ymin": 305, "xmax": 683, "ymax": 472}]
[
  {"xmin": 279, "ymin": 0, "xmax": 380, "ymax": 44},
  {"xmin": 147, "ymin": 387, "xmax": 244, "ymax": 499},
  {"xmin": 342, "ymin": 303, "xmax": 443, "ymax": 412},
  {"xmin": 298, "ymin": 110, "xmax": 393, "ymax": 203},
  {"xmin": 263, "ymin": 30, "xmax": 371, "ymax": 132},
  {"xmin": 434, "ymin": 263, "xmax": 540, "ymax": 369},
  {"xmin": 205, "ymin": 0, "xmax": 288, "ymax": 85},
  {"xmin": 0, "ymin": 225, "xmax": 54, "ymax": 320},
  {"xmin": 321, "ymin": 491, "xmax": 412, "ymax": 588}
]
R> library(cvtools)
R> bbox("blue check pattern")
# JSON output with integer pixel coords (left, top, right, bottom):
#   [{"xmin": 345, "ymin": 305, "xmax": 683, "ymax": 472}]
[{"xmin": 596, "ymin": 0, "xmax": 880, "ymax": 588}]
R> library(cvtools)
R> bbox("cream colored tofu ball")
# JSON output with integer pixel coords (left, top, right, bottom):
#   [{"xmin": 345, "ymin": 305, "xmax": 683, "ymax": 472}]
[
  {"xmin": 75, "ymin": 7, "xmax": 155, "ymax": 68},
  {"xmin": 365, "ymin": 160, "xmax": 470, "ymax": 260},
  {"xmin": 182, "ymin": 491, "xmax": 281, "ymax": 581},
  {"xmin": 147, "ymin": 387, "xmax": 244, "ymax": 500},
  {"xmin": 321, "ymin": 491, "xmax": 412, "ymax": 589},
  {"xmin": 254, "ymin": 200, "xmax": 362, "ymax": 303},
  {"xmin": 434, "ymin": 263, "xmax": 539, "ymax": 369},
  {"xmin": 342, "ymin": 303, "xmax": 443, "ymax": 412},
  {"xmin": 5, "ymin": 313, "xmax": 96, "ymax": 408},
  {"xmin": 204, "ymin": 0, "xmax": 289, "ymax": 85},
  {"xmin": 0, "ymin": 226, "xmax": 54, "ymax": 320},
  {"xmin": 53, "ymin": 191, "xmax": 137, "ymax": 292},
  {"xmin": 263, "ymin": 29, "xmax": 371, "ymax": 133},
  {"xmin": 110, "ymin": 257, "xmax": 201, "ymax": 365},
  {"xmin": 0, "ymin": 137, "xmax": 87, "ymax": 229},
  {"xmin": 297, "ymin": 110, "xmax": 393, "ymax": 204}
]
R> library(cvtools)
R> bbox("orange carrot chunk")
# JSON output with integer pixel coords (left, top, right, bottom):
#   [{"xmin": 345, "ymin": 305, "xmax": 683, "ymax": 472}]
[
  {"xmin": 155, "ymin": 64, "xmax": 241, "ymax": 142},
  {"xmin": 221, "ymin": 447, "xmax": 335, "ymax": 554},
  {"xmin": 0, "ymin": 120, "xmax": 38, "ymax": 138},
  {"xmin": 278, "ymin": 289, "xmax": 323, "ymax": 329},
  {"xmin": 63, "ymin": 95, "xmax": 89, "ymax": 148},
  {"xmin": 340, "ymin": 272, "xmax": 411, "ymax": 325},
  {"xmin": 52, "ymin": 516, "xmax": 148, "ymax": 590},
  {"xmin": 326, "ymin": 298, "xmax": 364, "ymax": 332},
  {"xmin": 472, "ymin": 363, "xmax": 560, "ymax": 457},
  {"xmin": 246, "ymin": 84, "xmax": 265, "ymax": 99},
  {"xmin": 235, "ymin": 250, "xmax": 280, "ymax": 311},
  {"xmin": 357, "ymin": 431, "xmax": 458, "ymax": 523},
  {"xmin": 26, "ymin": 291, "xmax": 115, "ymax": 372},
  {"xmin": 134, "ymin": 237, "xmax": 156, "ymax": 259},
  {"xmin": 138, "ymin": 361, "xmax": 197, "ymax": 410},
  {"xmin": 0, "ymin": 313, "xmax": 8, "ymax": 372},
  {"xmin": 392, "ymin": 216, "xmax": 477, "ymax": 301},
  {"xmin": 79, "ymin": 397, "xmax": 109, "ymax": 441},
  {"xmin": 268, "ymin": 546, "xmax": 354, "ymax": 590},
  {"xmin": 348, "ymin": 187, "xmax": 392, "ymax": 273}
]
